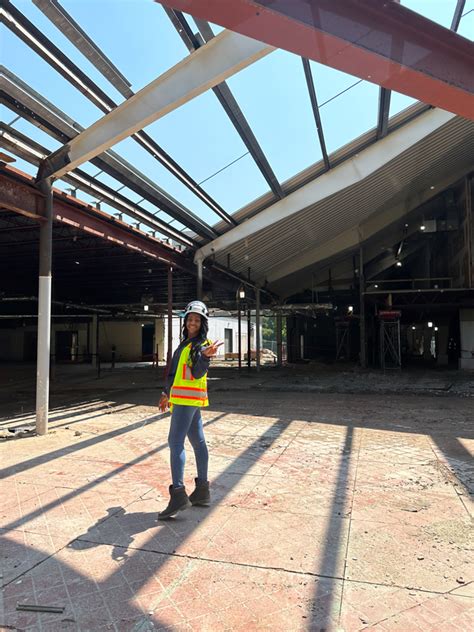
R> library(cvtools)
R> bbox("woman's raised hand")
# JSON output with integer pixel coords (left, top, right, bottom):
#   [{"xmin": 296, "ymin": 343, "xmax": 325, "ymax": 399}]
[{"xmin": 202, "ymin": 341, "xmax": 223, "ymax": 358}]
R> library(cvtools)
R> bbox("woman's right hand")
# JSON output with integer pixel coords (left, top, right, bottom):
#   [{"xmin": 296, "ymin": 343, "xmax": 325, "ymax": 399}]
[{"xmin": 158, "ymin": 393, "xmax": 169, "ymax": 412}]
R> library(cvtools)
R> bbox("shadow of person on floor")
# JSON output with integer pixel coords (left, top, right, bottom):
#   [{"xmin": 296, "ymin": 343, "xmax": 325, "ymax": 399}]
[{"xmin": 68, "ymin": 506, "xmax": 158, "ymax": 561}]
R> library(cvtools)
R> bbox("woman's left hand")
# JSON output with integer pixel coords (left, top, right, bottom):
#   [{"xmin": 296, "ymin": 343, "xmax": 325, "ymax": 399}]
[{"xmin": 202, "ymin": 341, "xmax": 223, "ymax": 358}]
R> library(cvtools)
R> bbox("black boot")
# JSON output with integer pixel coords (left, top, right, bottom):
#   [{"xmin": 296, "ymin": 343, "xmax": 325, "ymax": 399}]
[
  {"xmin": 158, "ymin": 485, "xmax": 191, "ymax": 519},
  {"xmin": 189, "ymin": 478, "xmax": 211, "ymax": 507}
]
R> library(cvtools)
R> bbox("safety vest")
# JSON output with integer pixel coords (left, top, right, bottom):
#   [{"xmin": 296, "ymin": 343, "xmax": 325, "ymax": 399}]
[{"xmin": 169, "ymin": 341, "xmax": 209, "ymax": 408}]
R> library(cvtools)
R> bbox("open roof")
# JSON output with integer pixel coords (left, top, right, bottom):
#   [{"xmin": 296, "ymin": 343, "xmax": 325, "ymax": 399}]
[{"xmin": 1, "ymin": 0, "xmax": 473, "ymax": 299}]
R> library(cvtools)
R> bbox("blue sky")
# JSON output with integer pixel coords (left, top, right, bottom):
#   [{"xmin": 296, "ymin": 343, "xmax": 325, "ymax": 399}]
[{"xmin": 2, "ymin": 0, "xmax": 473, "ymax": 235}]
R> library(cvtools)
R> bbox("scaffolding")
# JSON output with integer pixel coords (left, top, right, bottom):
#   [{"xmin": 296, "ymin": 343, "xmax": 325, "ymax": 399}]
[
  {"xmin": 379, "ymin": 310, "xmax": 402, "ymax": 370},
  {"xmin": 335, "ymin": 318, "xmax": 351, "ymax": 360}
]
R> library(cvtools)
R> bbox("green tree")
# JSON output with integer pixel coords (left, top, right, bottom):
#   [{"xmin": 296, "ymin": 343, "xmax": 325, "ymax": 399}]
[{"xmin": 261, "ymin": 316, "xmax": 286, "ymax": 341}]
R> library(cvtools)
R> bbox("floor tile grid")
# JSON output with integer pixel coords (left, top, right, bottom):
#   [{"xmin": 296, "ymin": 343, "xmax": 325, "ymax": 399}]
[
  {"xmin": 178, "ymin": 416, "xmax": 308, "ymax": 582},
  {"xmin": 205, "ymin": 420, "xmax": 364, "ymax": 629},
  {"xmin": 425, "ymin": 436, "xmax": 474, "ymax": 518},
  {"xmin": 332, "ymin": 422, "xmax": 365, "ymax": 627},
  {"xmin": 1, "ymin": 492, "xmax": 158, "ymax": 631},
  {"xmin": 336, "ymin": 421, "xmax": 470, "ymax": 631}
]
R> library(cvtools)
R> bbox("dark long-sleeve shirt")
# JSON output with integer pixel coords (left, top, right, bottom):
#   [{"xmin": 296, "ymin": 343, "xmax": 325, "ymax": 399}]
[{"xmin": 163, "ymin": 337, "xmax": 210, "ymax": 396}]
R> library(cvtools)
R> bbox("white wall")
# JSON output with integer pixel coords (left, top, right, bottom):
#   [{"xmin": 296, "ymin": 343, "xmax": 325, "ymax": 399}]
[
  {"xmin": 98, "ymin": 321, "xmax": 144, "ymax": 362},
  {"xmin": 0, "ymin": 315, "xmax": 262, "ymax": 364},
  {"xmin": 459, "ymin": 309, "xmax": 474, "ymax": 369},
  {"xmin": 163, "ymin": 316, "xmax": 256, "ymax": 360},
  {"xmin": 0, "ymin": 322, "xmax": 89, "ymax": 362}
]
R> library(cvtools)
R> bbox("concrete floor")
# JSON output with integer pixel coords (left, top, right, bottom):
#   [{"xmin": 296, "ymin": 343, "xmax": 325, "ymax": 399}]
[{"xmin": 0, "ymin": 367, "xmax": 473, "ymax": 631}]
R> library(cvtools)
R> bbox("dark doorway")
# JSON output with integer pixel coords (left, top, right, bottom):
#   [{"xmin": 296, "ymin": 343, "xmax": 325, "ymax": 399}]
[
  {"xmin": 142, "ymin": 324, "xmax": 154, "ymax": 360},
  {"xmin": 224, "ymin": 328, "xmax": 233, "ymax": 354},
  {"xmin": 56, "ymin": 331, "xmax": 78, "ymax": 362},
  {"xmin": 23, "ymin": 331, "xmax": 37, "ymax": 361}
]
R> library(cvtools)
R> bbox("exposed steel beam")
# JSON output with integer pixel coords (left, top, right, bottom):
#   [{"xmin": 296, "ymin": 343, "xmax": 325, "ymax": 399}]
[
  {"xmin": 166, "ymin": 9, "xmax": 284, "ymax": 200},
  {"xmin": 2, "ymin": 0, "xmax": 229, "ymax": 229},
  {"xmin": 301, "ymin": 58, "xmax": 329, "ymax": 169},
  {"xmin": 0, "ymin": 170, "xmax": 46, "ymax": 221},
  {"xmin": 0, "ymin": 167, "xmax": 246, "ymax": 294},
  {"xmin": 35, "ymin": 28, "xmax": 273, "ymax": 181},
  {"xmin": 451, "ymin": 0, "xmax": 466, "ymax": 32},
  {"xmin": 0, "ymin": 167, "xmax": 194, "ymax": 273},
  {"xmin": 158, "ymin": 0, "xmax": 474, "ymax": 121}
]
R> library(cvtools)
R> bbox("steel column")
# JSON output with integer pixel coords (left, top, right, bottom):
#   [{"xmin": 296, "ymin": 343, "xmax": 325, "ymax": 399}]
[
  {"xmin": 35, "ymin": 178, "xmax": 53, "ymax": 435},
  {"xmin": 247, "ymin": 308, "xmax": 251, "ymax": 369},
  {"xmin": 96, "ymin": 314, "xmax": 101, "ymax": 378},
  {"xmin": 466, "ymin": 176, "xmax": 472, "ymax": 289},
  {"xmin": 276, "ymin": 312, "xmax": 283, "ymax": 367},
  {"xmin": 359, "ymin": 246, "xmax": 367, "ymax": 368},
  {"xmin": 255, "ymin": 288, "xmax": 261, "ymax": 372},
  {"xmin": 237, "ymin": 299, "xmax": 242, "ymax": 370},
  {"xmin": 196, "ymin": 258, "xmax": 203, "ymax": 300},
  {"xmin": 167, "ymin": 266, "xmax": 173, "ymax": 367},
  {"xmin": 91, "ymin": 314, "xmax": 98, "ymax": 368}
]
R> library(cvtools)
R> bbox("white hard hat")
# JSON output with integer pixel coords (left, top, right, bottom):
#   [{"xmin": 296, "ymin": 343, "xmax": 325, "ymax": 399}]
[{"xmin": 184, "ymin": 300, "xmax": 208, "ymax": 320}]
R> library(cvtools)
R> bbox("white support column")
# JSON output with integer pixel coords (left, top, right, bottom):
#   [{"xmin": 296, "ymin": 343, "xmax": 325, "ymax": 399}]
[
  {"xmin": 41, "ymin": 30, "xmax": 274, "ymax": 179},
  {"xmin": 196, "ymin": 257, "xmax": 203, "ymax": 300},
  {"xmin": 276, "ymin": 312, "xmax": 283, "ymax": 367},
  {"xmin": 91, "ymin": 314, "xmax": 98, "ymax": 368},
  {"xmin": 255, "ymin": 288, "xmax": 261, "ymax": 372},
  {"xmin": 35, "ymin": 179, "xmax": 53, "ymax": 435}
]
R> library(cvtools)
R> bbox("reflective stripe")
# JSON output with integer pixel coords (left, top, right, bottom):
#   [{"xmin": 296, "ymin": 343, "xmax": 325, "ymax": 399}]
[
  {"xmin": 170, "ymin": 341, "xmax": 209, "ymax": 407},
  {"xmin": 172, "ymin": 394, "xmax": 209, "ymax": 402},
  {"xmin": 171, "ymin": 386, "xmax": 208, "ymax": 399},
  {"xmin": 182, "ymin": 363, "xmax": 193, "ymax": 380}
]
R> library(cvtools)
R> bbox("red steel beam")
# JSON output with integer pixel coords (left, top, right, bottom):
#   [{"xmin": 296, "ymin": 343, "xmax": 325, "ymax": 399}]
[
  {"xmin": 158, "ymin": 0, "xmax": 474, "ymax": 121},
  {"xmin": 0, "ymin": 169, "xmax": 46, "ymax": 221},
  {"xmin": 0, "ymin": 167, "xmax": 194, "ymax": 273}
]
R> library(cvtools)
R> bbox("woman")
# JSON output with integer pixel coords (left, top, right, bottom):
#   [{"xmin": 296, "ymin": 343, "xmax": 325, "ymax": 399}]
[{"xmin": 158, "ymin": 300, "xmax": 221, "ymax": 519}]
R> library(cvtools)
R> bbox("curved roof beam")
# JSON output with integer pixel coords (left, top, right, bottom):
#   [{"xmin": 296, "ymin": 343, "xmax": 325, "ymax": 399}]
[
  {"xmin": 267, "ymin": 161, "xmax": 474, "ymax": 286},
  {"xmin": 194, "ymin": 108, "xmax": 455, "ymax": 263},
  {"xmin": 159, "ymin": 0, "xmax": 474, "ymax": 121}
]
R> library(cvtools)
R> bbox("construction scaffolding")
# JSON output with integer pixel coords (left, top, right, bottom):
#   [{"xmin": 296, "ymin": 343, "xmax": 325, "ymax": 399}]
[
  {"xmin": 379, "ymin": 310, "xmax": 402, "ymax": 370},
  {"xmin": 335, "ymin": 318, "xmax": 351, "ymax": 360}
]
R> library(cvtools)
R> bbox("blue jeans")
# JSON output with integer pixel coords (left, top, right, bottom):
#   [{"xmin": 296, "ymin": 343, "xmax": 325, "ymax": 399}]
[{"xmin": 168, "ymin": 405, "xmax": 208, "ymax": 488}]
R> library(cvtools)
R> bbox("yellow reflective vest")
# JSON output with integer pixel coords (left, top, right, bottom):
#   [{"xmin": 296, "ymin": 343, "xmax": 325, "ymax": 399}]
[{"xmin": 169, "ymin": 340, "xmax": 209, "ymax": 408}]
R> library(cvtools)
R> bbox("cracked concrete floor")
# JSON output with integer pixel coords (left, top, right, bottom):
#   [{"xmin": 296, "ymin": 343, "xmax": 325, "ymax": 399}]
[{"xmin": 0, "ymin": 389, "xmax": 473, "ymax": 631}]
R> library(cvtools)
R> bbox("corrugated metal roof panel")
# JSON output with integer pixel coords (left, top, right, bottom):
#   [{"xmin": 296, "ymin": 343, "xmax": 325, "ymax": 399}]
[{"xmin": 214, "ymin": 115, "xmax": 474, "ymax": 288}]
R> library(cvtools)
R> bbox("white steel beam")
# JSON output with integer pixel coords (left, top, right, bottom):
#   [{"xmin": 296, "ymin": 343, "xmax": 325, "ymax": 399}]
[
  {"xmin": 40, "ymin": 30, "xmax": 274, "ymax": 180},
  {"xmin": 195, "ymin": 109, "xmax": 455, "ymax": 264},
  {"xmin": 265, "ymin": 161, "xmax": 474, "ymax": 284}
]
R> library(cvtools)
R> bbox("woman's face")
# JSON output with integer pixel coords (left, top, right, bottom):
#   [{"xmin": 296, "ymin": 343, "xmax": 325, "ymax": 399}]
[{"xmin": 186, "ymin": 313, "xmax": 201, "ymax": 337}]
